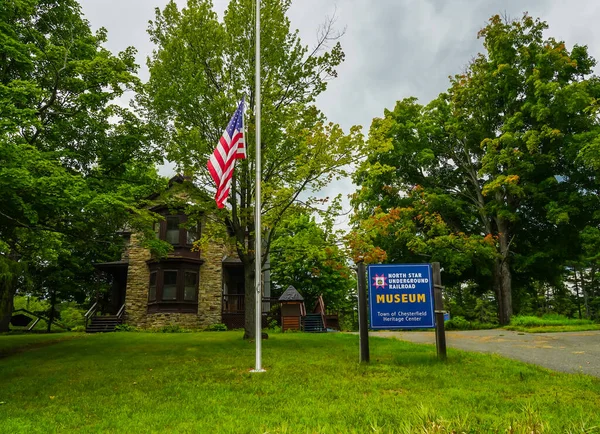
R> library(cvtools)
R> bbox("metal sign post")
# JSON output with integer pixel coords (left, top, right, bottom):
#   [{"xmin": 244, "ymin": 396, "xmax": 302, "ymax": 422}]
[{"xmin": 357, "ymin": 260, "xmax": 370, "ymax": 363}]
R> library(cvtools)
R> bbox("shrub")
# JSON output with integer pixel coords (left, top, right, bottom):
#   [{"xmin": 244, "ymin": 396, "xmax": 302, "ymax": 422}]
[
  {"xmin": 205, "ymin": 323, "xmax": 227, "ymax": 332},
  {"xmin": 71, "ymin": 325, "xmax": 86, "ymax": 333},
  {"xmin": 445, "ymin": 316, "xmax": 471, "ymax": 330},
  {"xmin": 115, "ymin": 324, "xmax": 138, "ymax": 332},
  {"xmin": 59, "ymin": 306, "xmax": 85, "ymax": 330},
  {"xmin": 158, "ymin": 324, "xmax": 190, "ymax": 333},
  {"xmin": 509, "ymin": 314, "xmax": 593, "ymax": 328}
]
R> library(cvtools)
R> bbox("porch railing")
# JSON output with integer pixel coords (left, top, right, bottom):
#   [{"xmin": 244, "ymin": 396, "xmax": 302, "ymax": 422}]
[
  {"xmin": 221, "ymin": 294, "xmax": 280, "ymax": 314},
  {"xmin": 84, "ymin": 301, "xmax": 99, "ymax": 329},
  {"xmin": 222, "ymin": 293, "xmax": 245, "ymax": 313}
]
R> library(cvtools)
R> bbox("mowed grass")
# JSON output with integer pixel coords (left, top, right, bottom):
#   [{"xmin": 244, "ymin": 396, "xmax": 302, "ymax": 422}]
[
  {"xmin": 505, "ymin": 314, "xmax": 600, "ymax": 333},
  {"xmin": 1, "ymin": 332, "xmax": 599, "ymax": 433},
  {"xmin": 0, "ymin": 332, "xmax": 81, "ymax": 356}
]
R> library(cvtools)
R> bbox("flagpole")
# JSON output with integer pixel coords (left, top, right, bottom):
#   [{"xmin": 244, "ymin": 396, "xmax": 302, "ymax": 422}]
[{"xmin": 252, "ymin": 0, "xmax": 265, "ymax": 373}]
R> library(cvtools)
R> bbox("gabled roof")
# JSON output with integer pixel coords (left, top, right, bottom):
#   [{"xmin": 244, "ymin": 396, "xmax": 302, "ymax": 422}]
[
  {"xmin": 146, "ymin": 174, "xmax": 192, "ymax": 202},
  {"xmin": 278, "ymin": 285, "xmax": 304, "ymax": 302}
]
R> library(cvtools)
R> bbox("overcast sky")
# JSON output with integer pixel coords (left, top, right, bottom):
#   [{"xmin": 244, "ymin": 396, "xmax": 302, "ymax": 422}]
[{"xmin": 78, "ymin": 0, "xmax": 600, "ymax": 225}]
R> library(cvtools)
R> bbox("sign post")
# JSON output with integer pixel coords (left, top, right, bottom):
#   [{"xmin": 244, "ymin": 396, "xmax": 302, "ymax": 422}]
[
  {"xmin": 356, "ymin": 260, "xmax": 370, "ymax": 363},
  {"xmin": 432, "ymin": 262, "xmax": 447, "ymax": 360}
]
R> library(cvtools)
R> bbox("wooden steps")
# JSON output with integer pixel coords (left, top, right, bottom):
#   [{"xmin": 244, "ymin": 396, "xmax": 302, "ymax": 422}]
[
  {"xmin": 86, "ymin": 315, "xmax": 122, "ymax": 333},
  {"xmin": 303, "ymin": 313, "xmax": 326, "ymax": 333}
]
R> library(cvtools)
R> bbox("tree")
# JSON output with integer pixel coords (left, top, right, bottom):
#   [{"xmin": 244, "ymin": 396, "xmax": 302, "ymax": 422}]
[
  {"xmin": 140, "ymin": 0, "xmax": 364, "ymax": 338},
  {"xmin": 269, "ymin": 212, "xmax": 355, "ymax": 312},
  {"xmin": 350, "ymin": 14, "xmax": 600, "ymax": 325},
  {"xmin": 0, "ymin": 0, "xmax": 162, "ymax": 331}
]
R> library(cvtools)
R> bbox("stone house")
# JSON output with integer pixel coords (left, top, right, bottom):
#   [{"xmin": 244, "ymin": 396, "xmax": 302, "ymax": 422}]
[{"xmin": 94, "ymin": 175, "xmax": 255, "ymax": 331}]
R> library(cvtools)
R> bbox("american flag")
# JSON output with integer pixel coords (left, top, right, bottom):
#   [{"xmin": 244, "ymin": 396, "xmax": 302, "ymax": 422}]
[{"xmin": 207, "ymin": 98, "xmax": 246, "ymax": 208}]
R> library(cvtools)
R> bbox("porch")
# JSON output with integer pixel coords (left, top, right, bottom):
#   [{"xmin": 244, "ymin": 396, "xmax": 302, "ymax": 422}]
[{"xmin": 221, "ymin": 260, "xmax": 276, "ymax": 330}]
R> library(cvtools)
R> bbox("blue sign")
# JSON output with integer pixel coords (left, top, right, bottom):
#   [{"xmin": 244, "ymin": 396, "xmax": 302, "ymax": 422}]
[{"xmin": 368, "ymin": 264, "xmax": 435, "ymax": 329}]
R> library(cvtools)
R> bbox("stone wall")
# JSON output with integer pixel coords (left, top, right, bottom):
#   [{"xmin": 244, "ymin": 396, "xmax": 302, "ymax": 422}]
[{"xmin": 123, "ymin": 233, "xmax": 227, "ymax": 330}]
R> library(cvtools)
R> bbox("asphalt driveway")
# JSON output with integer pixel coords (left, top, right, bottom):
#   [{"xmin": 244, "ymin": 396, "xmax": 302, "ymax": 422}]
[{"xmin": 371, "ymin": 329, "xmax": 600, "ymax": 377}]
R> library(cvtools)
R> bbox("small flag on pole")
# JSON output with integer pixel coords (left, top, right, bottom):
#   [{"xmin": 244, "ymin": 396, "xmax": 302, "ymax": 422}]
[{"xmin": 207, "ymin": 97, "xmax": 246, "ymax": 208}]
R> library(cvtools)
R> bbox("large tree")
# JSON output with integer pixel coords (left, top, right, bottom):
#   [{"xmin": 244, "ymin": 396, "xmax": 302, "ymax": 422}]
[
  {"xmin": 269, "ymin": 211, "xmax": 355, "ymax": 312},
  {"xmin": 350, "ymin": 14, "xmax": 600, "ymax": 324},
  {"xmin": 0, "ymin": 0, "xmax": 162, "ymax": 331},
  {"xmin": 140, "ymin": 0, "xmax": 363, "ymax": 338}
]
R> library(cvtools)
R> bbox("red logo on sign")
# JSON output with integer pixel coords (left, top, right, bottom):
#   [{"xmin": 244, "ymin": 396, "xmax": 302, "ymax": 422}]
[{"xmin": 373, "ymin": 274, "xmax": 387, "ymax": 289}]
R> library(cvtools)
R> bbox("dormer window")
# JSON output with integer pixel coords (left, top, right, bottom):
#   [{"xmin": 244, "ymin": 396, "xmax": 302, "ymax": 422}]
[
  {"xmin": 166, "ymin": 216, "xmax": 180, "ymax": 244},
  {"xmin": 154, "ymin": 213, "xmax": 199, "ymax": 247}
]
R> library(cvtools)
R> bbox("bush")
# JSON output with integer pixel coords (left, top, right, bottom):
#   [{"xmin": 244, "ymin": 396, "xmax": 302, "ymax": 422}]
[
  {"xmin": 205, "ymin": 323, "xmax": 227, "ymax": 332},
  {"xmin": 157, "ymin": 324, "xmax": 190, "ymax": 333},
  {"xmin": 444, "ymin": 316, "xmax": 497, "ymax": 331},
  {"xmin": 338, "ymin": 311, "xmax": 358, "ymax": 332},
  {"xmin": 71, "ymin": 325, "xmax": 86, "ymax": 332},
  {"xmin": 115, "ymin": 324, "xmax": 138, "ymax": 332},
  {"xmin": 59, "ymin": 306, "xmax": 85, "ymax": 330},
  {"xmin": 509, "ymin": 314, "xmax": 593, "ymax": 328},
  {"xmin": 445, "ymin": 316, "xmax": 471, "ymax": 330}
]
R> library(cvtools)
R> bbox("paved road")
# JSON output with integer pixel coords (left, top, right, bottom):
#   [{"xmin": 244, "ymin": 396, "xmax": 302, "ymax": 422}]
[{"xmin": 371, "ymin": 329, "xmax": 600, "ymax": 377}]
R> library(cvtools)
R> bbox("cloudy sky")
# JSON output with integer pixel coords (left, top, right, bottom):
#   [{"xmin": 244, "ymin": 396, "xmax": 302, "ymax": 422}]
[{"xmin": 78, "ymin": 0, "xmax": 600, "ymax": 224}]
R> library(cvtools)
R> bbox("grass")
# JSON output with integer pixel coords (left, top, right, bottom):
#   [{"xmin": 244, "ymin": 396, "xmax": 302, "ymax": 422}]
[
  {"xmin": 0, "ymin": 332, "xmax": 599, "ymax": 433},
  {"xmin": 0, "ymin": 332, "xmax": 82, "ymax": 357},
  {"xmin": 505, "ymin": 314, "xmax": 600, "ymax": 333}
]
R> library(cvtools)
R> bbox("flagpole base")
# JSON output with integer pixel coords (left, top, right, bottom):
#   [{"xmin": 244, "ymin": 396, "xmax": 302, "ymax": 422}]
[{"xmin": 250, "ymin": 369, "xmax": 266, "ymax": 373}]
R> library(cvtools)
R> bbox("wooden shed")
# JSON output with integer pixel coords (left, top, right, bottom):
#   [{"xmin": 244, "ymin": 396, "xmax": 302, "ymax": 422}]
[{"xmin": 278, "ymin": 286, "xmax": 306, "ymax": 332}]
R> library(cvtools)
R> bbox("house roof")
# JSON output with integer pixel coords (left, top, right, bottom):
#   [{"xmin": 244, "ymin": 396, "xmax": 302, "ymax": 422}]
[
  {"xmin": 278, "ymin": 286, "xmax": 304, "ymax": 302},
  {"xmin": 146, "ymin": 174, "xmax": 192, "ymax": 201}
]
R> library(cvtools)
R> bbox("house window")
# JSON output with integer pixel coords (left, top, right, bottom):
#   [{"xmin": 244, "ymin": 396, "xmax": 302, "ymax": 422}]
[
  {"xmin": 154, "ymin": 213, "xmax": 201, "ymax": 248},
  {"xmin": 148, "ymin": 272, "xmax": 157, "ymax": 301},
  {"xmin": 184, "ymin": 271, "xmax": 198, "ymax": 301},
  {"xmin": 162, "ymin": 270, "xmax": 178, "ymax": 300},
  {"xmin": 166, "ymin": 216, "xmax": 180, "ymax": 245},
  {"xmin": 147, "ymin": 262, "xmax": 201, "ymax": 313},
  {"xmin": 186, "ymin": 226, "xmax": 198, "ymax": 245}
]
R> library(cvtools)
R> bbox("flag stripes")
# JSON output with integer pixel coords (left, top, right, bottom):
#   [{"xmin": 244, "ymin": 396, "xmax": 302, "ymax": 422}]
[{"xmin": 207, "ymin": 98, "xmax": 246, "ymax": 208}]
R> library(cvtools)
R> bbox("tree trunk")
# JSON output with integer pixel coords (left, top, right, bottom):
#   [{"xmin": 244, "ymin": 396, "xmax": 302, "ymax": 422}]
[
  {"xmin": 243, "ymin": 261, "xmax": 257, "ymax": 339},
  {"xmin": 0, "ymin": 279, "xmax": 17, "ymax": 332},
  {"xmin": 579, "ymin": 269, "xmax": 590, "ymax": 319},
  {"xmin": 493, "ymin": 218, "xmax": 512, "ymax": 325},
  {"xmin": 47, "ymin": 288, "xmax": 57, "ymax": 332},
  {"xmin": 573, "ymin": 268, "xmax": 582, "ymax": 319},
  {"xmin": 589, "ymin": 265, "xmax": 597, "ymax": 319}
]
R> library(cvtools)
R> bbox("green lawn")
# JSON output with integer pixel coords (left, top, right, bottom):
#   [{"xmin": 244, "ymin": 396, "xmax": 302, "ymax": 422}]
[
  {"xmin": 505, "ymin": 314, "xmax": 600, "ymax": 333},
  {"xmin": 0, "ymin": 332, "xmax": 81, "ymax": 356},
  {"xmin": 1, "ymin": 332, "xmax": 599, "ymax": 433}
]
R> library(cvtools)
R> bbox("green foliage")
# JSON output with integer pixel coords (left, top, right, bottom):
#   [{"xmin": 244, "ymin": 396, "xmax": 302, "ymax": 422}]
[
  {"xmin": 350, "ymin": 13, "xmax": 600, "ymax": 325},
  {"xmin": 114, "ymin": 324, "xmax": 138, "ymax": 332},
  {"xmin": 140, "ymin": 0, "xmax": 365, "ymax": 338},
  {"xmin": 337, "ymin": 311, "xmax": 358, "ymax": 332},
  {"xmin": 205, "ymin": 323, "xmax": 227, "ymax": 332},
  {"xmin": 57, "ymin": 306, "xmax": 84, "ymax": 330},
  {"xmin": 264, "ymin": 318, "xmax": 280, "ymax": 334},
  {"xmin": 12, "ymin": 296, "xmax": 49, "ymax": 314},
  {"xmin": 505, "ymin": 314, "xmax": 600, "ymax": 332},
  {"xmin": 0, "ymin": 0, "xmax": 164, "ymax": 331},
  {"xmin": 444, "ymin": 316, "xmax": 498, "ymax": 331},
  {"xmin": 270, "ymin": 212, "xmax": 355, "ymax": 312},
  {"xmin": 156, "ymin": 324, "xmax": 190, "ymax": 333},
  {"xmin": 510, "ymin": 314, "xmax": 594, "ymax": 328}
]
